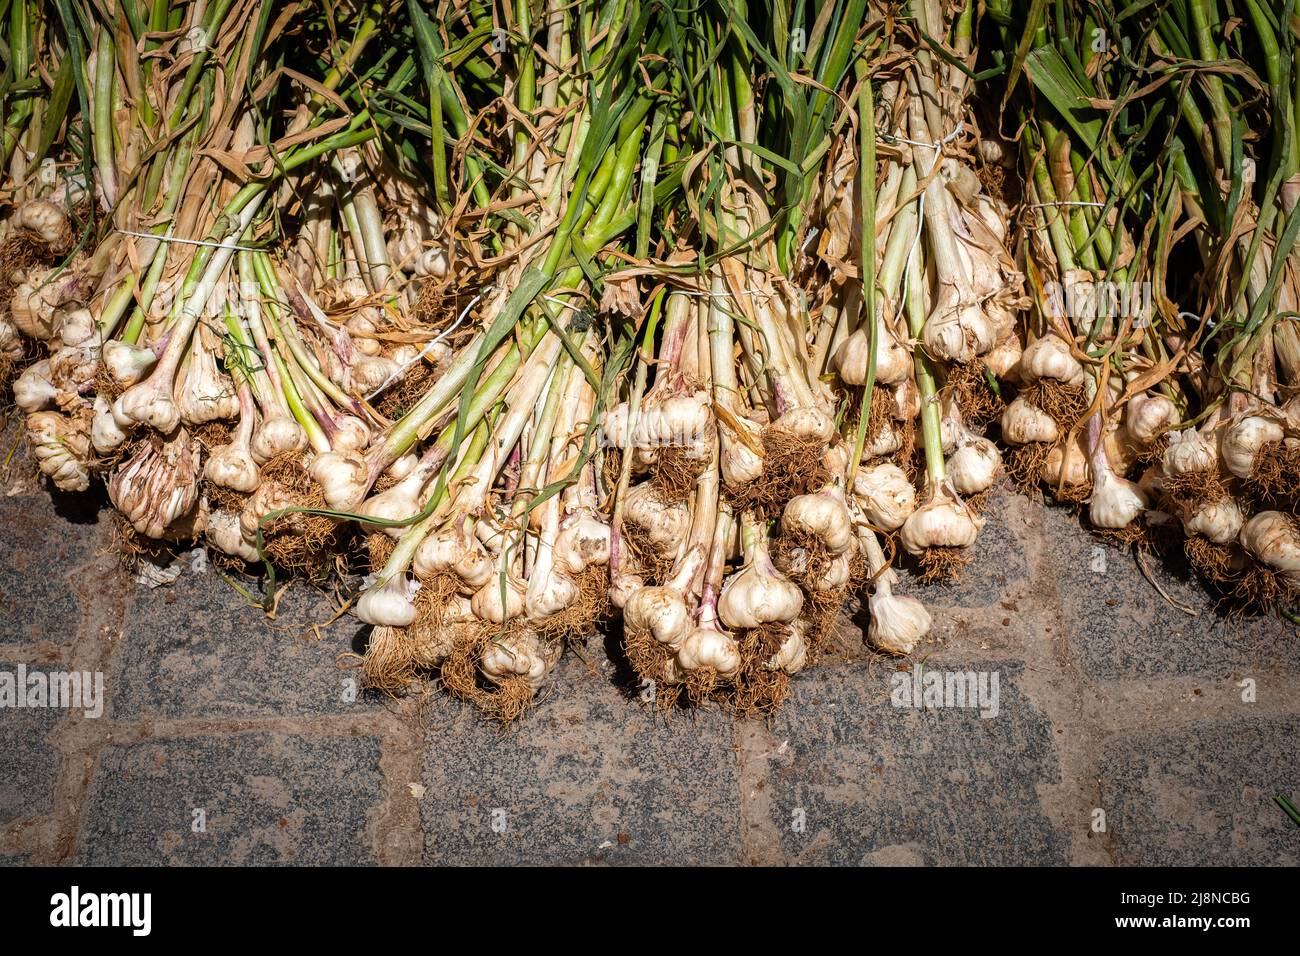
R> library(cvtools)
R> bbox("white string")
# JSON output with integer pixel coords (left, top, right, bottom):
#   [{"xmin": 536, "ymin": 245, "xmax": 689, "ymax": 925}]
[
  {"xmin": 898, "ymin": 122, "xmax": 965, "ymax": 322},
  {"xmin": 1028, "ymin": 201, "xmax": 1106, "ymax": 209},
  {"xmin": 115, "ymin": 228, "xmax": 261, "ymax": 253},
  {"xmin": 365, "ymin": 291, "xmax": 483, "ymax": 401}
]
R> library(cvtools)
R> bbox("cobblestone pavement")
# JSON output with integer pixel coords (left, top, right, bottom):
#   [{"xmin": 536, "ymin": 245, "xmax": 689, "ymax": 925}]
[{"xmin": 1, "ymin": 434, "xmax": 1297, "ymax": 866}]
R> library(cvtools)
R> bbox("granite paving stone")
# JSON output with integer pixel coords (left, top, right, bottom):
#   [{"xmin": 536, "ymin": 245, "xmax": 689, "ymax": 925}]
[{"xmin": 77, "ymin": 732, "xmax": 383, "ymax": 865}]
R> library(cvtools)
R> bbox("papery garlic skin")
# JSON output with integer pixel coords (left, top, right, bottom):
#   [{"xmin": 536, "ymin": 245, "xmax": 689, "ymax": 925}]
[
  {"xmin": 480, "ymin": 630, "xmax": 558, "ymax": 691},
  {"xmin": 781, "ymin": 488, "xmax": 854, "ymax": 554},
  {"xmin": 834, "ymin": 321, "xmax": 910, "ymax": 386},
  {"xmin": 1125, "ymin": 392, "xmax": 1179, "ymax": 445},
  {"xmin": 624, "ymin": 587, "xmax": 693, "ymax": 649},
  {"xmin": 251, "ymin": 416, "xmax": 306, "ymax": 464},
  {"xmin": 206, "ymin": 509, "xmax": 261, "ymax": 562},
  {"xmin": 91, "ymin": 394, "xmax": 129, "ymax": 453},
  {"xmin": 204, "ymin": 441, "xmax": 261, "ymax": 494},
  {"xmin": 1162, "ymin": 428, "xmax": 1217, "ymax": 477},
  {"xmin": 1239, "ymin": 512, "xmax": 1300, "ymax": 579},
  {"xmin": 102, "ymin": 340, "xmax": 157, "ymax": 386},
  {"xmin": 555, "ymin": 514, "xmax": 611, "ymax": 574},
  {"xmin": 947, "ymin": 437, "xmax": 1001, "ymax": 496},
  {"xmin": 983, "ymin": 332, "xmax": 1023, "ymax": 381},
  {"xmin": 1001, "ymin": 396, "xmax": 1059, "ymax": 445},
  {"xmin": 922, "ymin": 293, "xmax": 997, "ymax": 364},
  {"xmin": 108, "ymin": 431, "xmax": 202, "ymax": 538},
  {"xmin": 13, "ymin": 359, "xmax": 56, "ymax": 412},
  {"xmin": 717, "ymin": 552, "xmax": 803, "ymax": 629},
  {"xmin": 1220, "ymin": 416, "xmax": 1284, "ymax": 479},
  {"xmin": 772, "ymin": 406, "xmax": 835, "ymax": 443},
  {"xmin": 1088, "ymin": 448, "xmax": 1148, "ymax": 529},
  {"xmin": 470, "ymin": 571, "xmax": 527, "ymax": 624},
  {"xmin": 414, "ymin": 521, "xmax": 494, "ymax": 591},
  {"xmin": 767, "ymin": 622, "xmax": 809, "ymax": 674},
  {"xmin": 1183, "ymin": 498, "xmax": 1244, "ymax": 545},
  {"xmin": 356, "ymin": 576, "xmax": 421, "ymax": 627},
  {"xmin": 623, "ymin": 482, "xmax": 692, "ymax": 555},
  {"xmin": 869, "ymin": 590, "xmax": 931, "ymax": 655},
  {"xmin": 852, "ymin": 463, "xmax": 916, "ymax": 530},
  {"xmin": 675, "ymin": 626, "xmax": 741, "ymax": 677},
  {"xmin": 310, "ymin": 450, "xmax": 369, "ymax": 510},
  {"xmin": 26, "ymin": 411, "xmax": 91, "ymax": 492},
  {"xmin": 1019, "ymin": 334, "xmax": 1084, "ymax": 386},
  {"xmin": 899, "ymin": 495, "xmax": 984, "ymax": 555},
  {"xmin": 331, "ymin": 416, "xmax": 371, "ymax": 452}
]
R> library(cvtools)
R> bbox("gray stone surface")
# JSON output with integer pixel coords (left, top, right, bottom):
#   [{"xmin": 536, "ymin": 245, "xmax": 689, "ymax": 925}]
[
  {"xmin": 1037, "ymin": 503, "xmax": 1300, "ymax": 680},
  {"xmin": 1099, "ymin": 716, "xmax": 1300, "ymax": 866},
  {"xmin": 0, "ymin": 678, "xmax": 61, "ymax": 821},
  {"xmin": 421, "ymin": 652, "xmax": 743, "ymax": 865},
  {"xmin": 76, "ymin": 733, "xmax": 383, "ymax": 865},
  {"xmin": 0, "ymin": 488, "xmax": 105, "ymax": 646},
  {"xmin": 765, "ymin": 659, "xmax": 1069, "ymax": 865},
  {"xmin": 112, "ymin": 573, "xmax": 379, "ymax": 719}
]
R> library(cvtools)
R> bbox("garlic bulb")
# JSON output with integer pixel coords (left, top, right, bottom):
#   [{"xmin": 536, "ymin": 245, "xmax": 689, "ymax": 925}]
[
  {"xmin": 206, "ymin": 509, "xmax": 260, "ymax": 562},
  {"xmin": 1019, "ymin": 334, "xmax": 1084, "ymax": 386},
  {"xmin": 331, "ymin": 416, "xmax": 371, "ymax": 452},
  {"xmin": 1239, "ymin": 511, "xmax": 1300, "ymax": 579},
  {"xmin": 57, "ymin": 307, "xmax": 95, "ymax": 346},
  {"xmin": 1125, "ymin": 392, "xmax": 1179, "ymax": 445},
  {"xmin": 602, "ymin": 391, "xmax": 712, "ymax": 451},
  {"xmin": 176, "ymin": 342, "xmax": 238, "ymax": 425},
  {"xmin": 863, "ymin": 418, "xmax": 904, "ymax": 458},
  {"xmin": 1162, "ymin": 427, "xmax": 1217, "ymax": 476},
  {"xmin": 351, "ymin": 354, "xmax": 401, "ymax": 393},
  {"xmin": 1183, "ymin": 498, "xmax": 1244, "ymax": 545},
  {"xmin": 26, "ymin": 411, "xmax": 91, "ymax": 492},
  {"xmin": 108, "ymin": 430, "xmax": 202, "ymax": 538},
  {"xmin": 480, "ymin": 630, "xmax": 558, "ymax": 691},
  {"xmin": 1001, "ymin": 396, "xmax": 1059, "ymax": 445},
  {"xmin": 899, "ymin": 492, "xmax": 984, "ymax": 555},
  {"xmin": 251, "ymin": 415, "xmax": 306, "ymax": 464},
  {"xmin": 345, "ymin": 313, "xmax": 381, "ymax": 355},
  {"xmin": 1220, "ymin": 415, "xmax": 1283, "ymax": 479},
  {"xmin": 868, "ymin": 583, "xmax": 931, "ymax": 655},
  {"xmin": 624, "ymin": 586, "xmax": 693, "ymax": 649},
  {"xmin": 1041, "ymin": 436, "xmax": 1090, "ymax": 489},
  {"xmin": 771, "ymin": 406, "xmax": 835, "ymax": 443},
  {"xmin": 204, "ymin": 441, "xmax": 261, "ymax": 493},
  {"xmin": 834, "ymin": 320, "xmax": 910, "ymax": 386},
  {"xmin": 767, "ymin": 621, "xmax": 809, "ymax": 674},
  {"xmin": 983, "ymin": 331, "xmax": 1023, "ymax": 381},
  {"xmin": 947, "ymin": 436, "xmax": 1001, "ymax": 496},
  {"xmin": 554, "ymin": 513, "xmax": 611, "ymax": 574},
  {"xmin": 781, "ymin": 486, "xmax": 854, "ymax": 554},
  {"xmin": 720, "ymin": 414, "xmax": 765, "ymax": 489},
  {"xmin": 851, "ymin": 462, "xmax": 916, "ymax": 530},
  {"xmin": 675, "ymin": 625, "xmax": 741, "ymax": 677},
  {"xmin": 470, "ymin": 568, "xmax": 528, "ymax": 624},
  {"xmin": 414, "ymin": 520, "xmax": 494, "ymax": 591},
  {"xmin": 355, "ymin": 576, "xmax": 421, "ymax": 627},
  {"xmin": 357, "ymin": 466, "xmax": 429, "ymax": 537},
  {"xmin": 16, "ymin": 199, "xmax": 73, "ymax": 248},
  {"xmin": 623, "ymin": 482, "xmax": 692, "ymax": 555},
  {"xmin": 91, "ymin": 394, "xmax": 129, "ymax": 453},
  {"xmin": 13, "ymin": 359, "xmax": 56, "ymax": 412},
  {"xmin": 310, "ymin": 450, "xmax": 369, "ymax": 510},
  {"xmin": 1088, "ymin": 444, "xmax": 1147, "ymax": 529},
  {"xmin": 922, "ymin": 292, "xmax": 997, "ymax": 364},
  {"xmin": 717, "ymin": 539, "xmax": 803, "ymax": 629},
  {"xmin": 102, "ymin": 340, "xmax": 157, "ymax": 386},
  {"xmin": 113, "ymin": 376, "xmax": 181, "ymax": 435}
]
